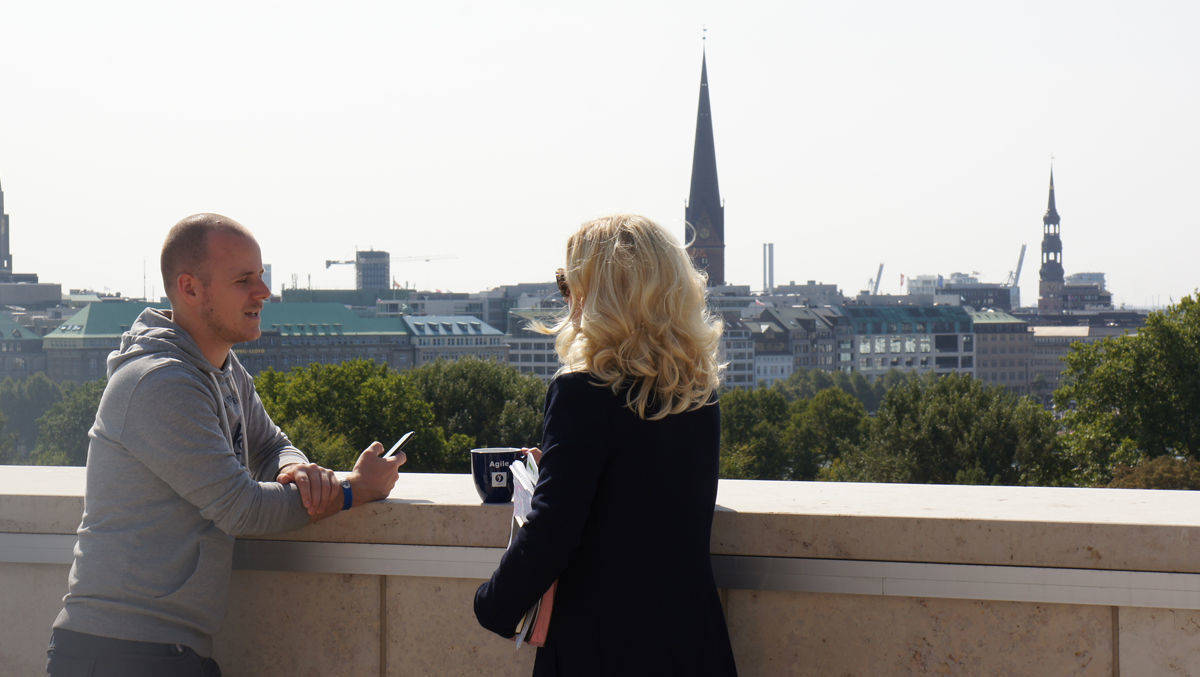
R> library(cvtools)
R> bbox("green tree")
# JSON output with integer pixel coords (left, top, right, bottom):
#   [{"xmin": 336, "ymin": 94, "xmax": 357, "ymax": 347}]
[
  {"xmin": 0, "ymin": 411, "xmax": 19, "ymax": 464},
  {"xmin": 255, "ymin": 360, "xmax": 453, "ymax": 471},
  {"xmin": 784, "ymin": 387, "xmax": 867, "ymax": 479},
  {"xmin": 405, "ymin": 358, "xmax": 546, "ymax": 452},
  {"xmin": 1055, "ymin": 294, "xmax": 1200, "ymax": 484},
  {"xmin": 774, "ymin": 368, "xmax": 897, "ymax": 413},
  {"xmin": 826, "ymin": 373, "xmax": 1066, "ymax": 486},
  {"xmin": 31, "ymin": 380, "xmax": 107, "ymax": 466},
  {"xmin": 773, "ymin": 369, "xmax": 837, "ymax": 402},
  {"xmin": 0, "ymin": 373, "xmax": 64, "ymax": 459},
  {"xmin": 1108, "ymin": 456, "xmax": 1200, "ymax": 490},
  {"xmin": 719, "ymin": 388, "xmax": 791, "ymax": 479},
  {"xmin": 280, "ymin": 414, "xmax": 355, "ymax": 471}
]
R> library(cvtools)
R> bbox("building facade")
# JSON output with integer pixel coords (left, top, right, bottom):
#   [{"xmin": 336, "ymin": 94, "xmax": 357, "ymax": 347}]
[
  {"xmin": 477, "ymin": 282, "xmax": 561, "ymax": 331},
  {"xmin": 356, "ymin": 250, "xmax": 390, "ymax": 291},
  {"xmin": 237, "ymin": 303, "xmax": 414, "ymax": 375},
  {"xmin": 45, "ymin": 302, "xmax": 511, "ymax": 381},
  {"xmin": 281, "ymin": 287, "xmax": 411, "ymax": 312},
  {"xmin": 505, "ymin": 309, "xmax": 561, "ymax": 381},
  {"xmin": 746, "ymin": 318, "xmax": 792, "ymax": 386},
  {"xmin": 1062, "ymin": 283, "xmax": 1113, "ymax": 311},
  {"xmin": 1027, "ymin": 325, "xmax": 1135, "ymax": 403},
  {"xmin": 719, "ymin": 319, "xmax": 755, "ymax": 389},
  {"xmin": 0, "ymin": 312, "xmax": 45, "ymax": 382},
  {"xmin": 44, "ymin": 301, "xmax": 155, "ymax": 382},
  {"xmin": 970, "ymin": 310, "xmax": 1033, "ymax": 395},
  {"xmin": 944, "ymin": 282, "xmax": 1014, "ymax": 312},
  {"xmin": 843, "ymin": 306, "xmax": 976, "ymax": 378},
  {"xmin": 405, "ymin": 315, "xmax": 507, "ymax": 366},
  {"xmin": 382, "ymin": 293, "xmax": 485, "ymax": 319},
  {"xmin": 753, "ymin": 307, "xmax": 846, "ymax": 373},
  {"xmin": 1066, "ymin": 272, "xmax": 1106, "ymax": 289},
  {"xmin": 0, "ymin": 283, "xmax": 62, "ymax": 310},
  {"xmin": 769, "ymin": 281, "xmax": 845, "ymax": 308}
]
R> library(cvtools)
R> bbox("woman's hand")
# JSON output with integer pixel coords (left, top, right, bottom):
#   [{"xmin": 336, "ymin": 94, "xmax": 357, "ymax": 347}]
[{"xmin": 520, "ymin": 447, "xmax": 543, "ymax": 464}]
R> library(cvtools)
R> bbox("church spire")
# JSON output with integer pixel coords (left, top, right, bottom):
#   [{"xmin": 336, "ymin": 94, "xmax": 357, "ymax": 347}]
[
  {"xmin": 1038, "ymin": 165, "xmax": 1064, "ymax": 313},
  {"xmin": 688, "ymin": 51, "xmax": 721, "ymax": 208},
  {"xmin": 0, "ymin": 179, "xmax": 10, "ymax": 274},
  {"xmin": 684, "ymin": 40, "xmax": 725, "ymax": 286},
  {"xmin": 1043, "ymin": 168, "xmax": 1060, "ymax": 225}
]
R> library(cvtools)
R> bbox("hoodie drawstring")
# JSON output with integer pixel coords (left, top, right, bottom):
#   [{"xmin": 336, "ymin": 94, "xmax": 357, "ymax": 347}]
[{"xmin": 208, "ymin": 372, "xmax": 246, "ymax": 468}]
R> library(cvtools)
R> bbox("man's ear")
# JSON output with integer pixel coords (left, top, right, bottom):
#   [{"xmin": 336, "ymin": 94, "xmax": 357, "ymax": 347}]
[{"xmin": 176, "ymin": 272, "xmax": 203, "ymax": 307}]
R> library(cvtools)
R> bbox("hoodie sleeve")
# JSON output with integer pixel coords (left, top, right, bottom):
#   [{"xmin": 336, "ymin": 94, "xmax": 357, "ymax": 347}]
[
  {"xmin": 117, "ymin": 365, "xmax": 311, "ymax": 536},
  {"xmin": 242, "ymin": 378, "xmax": 308, "ymax": 483}
]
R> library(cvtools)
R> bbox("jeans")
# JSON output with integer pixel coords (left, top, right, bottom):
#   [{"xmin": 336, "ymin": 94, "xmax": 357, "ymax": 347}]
[{"xmin": 46, "ymin": 628, "xmax": 221, "ymax": 676}]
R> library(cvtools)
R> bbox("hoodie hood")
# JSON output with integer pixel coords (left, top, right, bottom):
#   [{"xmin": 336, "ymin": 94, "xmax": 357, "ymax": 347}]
[
  {"xmin": 111, "ymin": 308, "xmax": 245, "ymax": 468},
  {"xmin": 109, "ymin": 308, "xmax": 222, "ymax": 379}
]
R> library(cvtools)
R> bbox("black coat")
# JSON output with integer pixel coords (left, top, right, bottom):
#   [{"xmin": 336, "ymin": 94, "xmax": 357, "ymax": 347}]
[{"xmin": 475, "ymin": 372, "xmax": 737, "ymax": 676}]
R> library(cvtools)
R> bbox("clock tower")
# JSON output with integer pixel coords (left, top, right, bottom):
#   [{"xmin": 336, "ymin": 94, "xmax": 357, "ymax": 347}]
[
  {"xmin": 1037, "ymin": 169, "xmax": 1064, "ymax": 314},
  {"xmin": 684, "ymin": 48, "xmax": 725, "ymax": 286}
]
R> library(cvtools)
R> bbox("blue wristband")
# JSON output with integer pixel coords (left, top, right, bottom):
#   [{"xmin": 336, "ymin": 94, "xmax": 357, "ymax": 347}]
[{"xmin": 341, "ymin": 479, "xmax": 353, "ymax": 511}]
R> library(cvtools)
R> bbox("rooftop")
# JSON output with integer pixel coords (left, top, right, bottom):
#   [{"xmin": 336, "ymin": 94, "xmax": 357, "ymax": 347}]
[
  {"xmin": 0, "ymin": 312, "xmax": 40, "ymax": 341},
  {"xmin": 3, "ymin": 468, "xmax": 1200, "ymax": 673},
  {"xmin": 1031, "ymin": 325, "xmax": 1094, "ymax": 338},
  {"xmin": 968, "ymin": 309, "xmax": 1024, "ymax": 324},
  {"xmin": 404, "ymin": 315, "xmax": 501, "ymax": 336},
  {"xmin": 45, "ymin": 301, "xmax": 156, "ymax": 338}
]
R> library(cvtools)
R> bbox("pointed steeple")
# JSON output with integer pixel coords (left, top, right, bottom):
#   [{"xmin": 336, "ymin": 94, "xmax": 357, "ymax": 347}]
[
  {"xmin": 0, "ymin": 178, "xmax": 9, "ymax": 274},
  {"xmin": 1043, "ymin": 169, "xmax": 1060, "ymax": 226},
  {"xmin": 684, "ymin": 43, "xmax": 725, "ymax": 286},
  {"xmin": 1038, "ymin": 164, "xmax": 1064, "ymax": 313},
  {"xmin": 688, "ymin": 50, "xmax": 721, "ymax": 209}
]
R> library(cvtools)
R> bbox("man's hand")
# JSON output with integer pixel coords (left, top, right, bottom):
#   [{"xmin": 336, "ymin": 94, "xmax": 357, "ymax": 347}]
[
  {"xmin": 278, "ymin": 462, "xmax": 340, "ymax": 517},
  {"xmin": 347, "ymin": 441, "xmax": 405, "ymax": 507}
]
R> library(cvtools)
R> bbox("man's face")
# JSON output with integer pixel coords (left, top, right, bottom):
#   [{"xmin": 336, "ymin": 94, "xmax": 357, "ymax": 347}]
[{"xmin": 196, "ymin": 231, "xmax": 271, "ymax": 347}]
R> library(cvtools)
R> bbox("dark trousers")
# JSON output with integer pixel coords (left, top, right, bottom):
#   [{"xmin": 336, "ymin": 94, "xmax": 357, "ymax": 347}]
[{"xmin": 46, "ymin": 628, "xmax": 221, "ymax": 677}]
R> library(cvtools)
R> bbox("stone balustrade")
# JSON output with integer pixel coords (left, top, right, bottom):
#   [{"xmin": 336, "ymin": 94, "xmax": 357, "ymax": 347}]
[{"xmin": 3, "ymin": 466, "xmax": 1200, "ymax": 675}]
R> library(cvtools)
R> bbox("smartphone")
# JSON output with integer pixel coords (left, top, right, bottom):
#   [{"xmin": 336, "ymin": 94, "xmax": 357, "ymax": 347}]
[{"xmin": 382, "ymin": 431, "xmax": 415, "ymax": 459}]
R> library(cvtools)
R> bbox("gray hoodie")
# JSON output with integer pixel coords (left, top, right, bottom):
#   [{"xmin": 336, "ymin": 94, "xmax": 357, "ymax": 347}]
[{"xmin": 53, "ymin": 308, "xmax": 311, "ymax": 656}]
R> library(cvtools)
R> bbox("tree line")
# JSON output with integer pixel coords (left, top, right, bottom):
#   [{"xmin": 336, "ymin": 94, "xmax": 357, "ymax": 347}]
[
  {"xmin": 0, "ymin": 358, "xmax": 547, "ymax": 474},
  {"xmin": 4, "ymin": 293, "xmax": 1198, "ymax": 489}
]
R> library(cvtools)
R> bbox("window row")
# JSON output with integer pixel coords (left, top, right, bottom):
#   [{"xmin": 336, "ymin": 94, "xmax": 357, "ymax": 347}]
[{"xmin": 858, "ymin": 336, "xmax": 932, "ymax": 354}]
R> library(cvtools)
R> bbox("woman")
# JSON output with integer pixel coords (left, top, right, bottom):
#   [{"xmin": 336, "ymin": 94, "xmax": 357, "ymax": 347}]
[{"xmin": 474, "ymin": 214, "xmax": 737, "ymax": 675}]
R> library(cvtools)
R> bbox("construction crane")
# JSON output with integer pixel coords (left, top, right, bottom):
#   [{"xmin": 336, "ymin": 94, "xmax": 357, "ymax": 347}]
[
  {"xmin": 325, "ymin": 252, "xmax": 457, "ymax": 291},
  {"xmin": 871, "ymin": 263, "xmax": 884, "ymax": 295},
  {"xmin": 325, "ymin": 254, "xmax": 456, "ymax": 270},
  {"xmin": 1004, "ymin": 244, "xmax": 1027, "ymax": 287}
]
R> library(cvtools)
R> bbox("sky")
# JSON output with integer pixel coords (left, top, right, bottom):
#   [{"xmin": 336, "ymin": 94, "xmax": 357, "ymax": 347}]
[{"xmin": 1, "ymin": 0, "xmax": 1196, "ymax": 309}]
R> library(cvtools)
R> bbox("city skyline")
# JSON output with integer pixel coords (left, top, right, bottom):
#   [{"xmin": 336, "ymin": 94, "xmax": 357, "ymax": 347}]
[{"xmin": 1, "ymin": 1, "xmax": 1197, "ymax": 308}]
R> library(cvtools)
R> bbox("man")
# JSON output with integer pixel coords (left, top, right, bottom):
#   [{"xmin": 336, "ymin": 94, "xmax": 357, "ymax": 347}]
[{"xmin": 47, "ymin": 214, "xmax": 404, "ymax": 675}]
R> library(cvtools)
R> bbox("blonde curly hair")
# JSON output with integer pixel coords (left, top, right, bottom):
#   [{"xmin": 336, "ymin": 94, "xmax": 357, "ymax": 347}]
[{"xmin": 542, "ymin": 214, "xmax": 723, "ymax": 420}]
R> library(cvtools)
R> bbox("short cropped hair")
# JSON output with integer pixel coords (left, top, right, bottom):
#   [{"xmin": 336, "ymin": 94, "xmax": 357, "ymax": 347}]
[
  {"xmin": 542, "ymin": 214, "xmax": 724, "ymax": 420},
  {"xmin": 160, "ymin": 213, "xmax": 253, "ymax": 303}
]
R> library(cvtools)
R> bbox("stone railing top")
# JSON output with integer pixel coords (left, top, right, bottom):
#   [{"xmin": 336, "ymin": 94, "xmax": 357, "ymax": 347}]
[{"xmin": 4, "ymin": 466, "xmax": 1199, "ymax": 573}]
